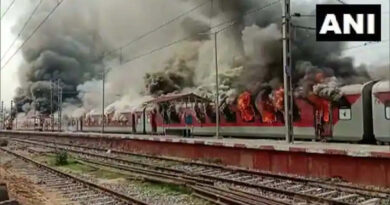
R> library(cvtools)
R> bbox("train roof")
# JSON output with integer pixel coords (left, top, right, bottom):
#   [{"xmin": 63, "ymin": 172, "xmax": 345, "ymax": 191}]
[
  {"xmin": 372, "ymin": 80, "xmax": 390, "ymax": 93},
  {"xmin": 340, "ymin": 84, "xmax": 363, "ymax": 95},
  {"xmin": 145, "ymin": 93, "xmax": 211, "ymax": 104}
]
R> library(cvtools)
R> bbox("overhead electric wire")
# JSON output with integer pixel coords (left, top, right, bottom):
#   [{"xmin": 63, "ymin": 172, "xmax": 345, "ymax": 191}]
[
  {"xmin": 0, "ymin": 0, "xmax": 16, "ymax": 20},
  {"xmin": 335, "ymin": 0, "xmax": 346, "ymax": 4},
  {"xmin": 104, "ymin": 0, "xmax": 280, "ymax": 61},
  {"xmin": 1, "ymin": 0, "xmax": 43, "ymax": 60},
  {"xmin": 1, "ymin": 0, "xmax": 65, "ymax": 70},
  {"xmin": 122, "ymin": 0, "xmax": 383, "ymax": 62},
  {"xmin": 292, "ymin": 24, "xmax": 316, "ymax": 30},
  {"xmin": 342, "ymin": 39, "xmax": 390, "ymax": 51},
  {"xmin": 119, "ymin": 0, "xmax": 281, "ymax": 65},
  {"xmin": 210, "ymin": 0, "xmax": 280, "ymax": 31},
  {"xmin": 104, "ymin": 0, "xmax": 211, "ymax": 57}
]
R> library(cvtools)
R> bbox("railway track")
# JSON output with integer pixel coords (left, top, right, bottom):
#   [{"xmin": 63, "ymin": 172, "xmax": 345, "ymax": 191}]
[
  {"xmin": 0, "ymin": 147, "xmax": 149, "ymax": 205},
  {"xmin": 2, "ymin": 139, "xmax": 287, "ymax": 205},
  {"xmin": 8, "ymin": 137, "xmax": 390, "ymax": 205}
]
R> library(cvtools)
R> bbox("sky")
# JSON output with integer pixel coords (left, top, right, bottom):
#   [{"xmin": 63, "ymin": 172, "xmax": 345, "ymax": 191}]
[{"xmin": 0, "ymin": 0, "xmax": 389, "ymax": 106}]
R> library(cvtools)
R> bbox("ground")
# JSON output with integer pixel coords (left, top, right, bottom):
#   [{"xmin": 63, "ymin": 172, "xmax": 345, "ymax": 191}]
[
  {"xmin": 0, "ymin": 153, "xmax": 66, "ymax": 205},
  {"xmin": 1, "ymin": 148, "xmax": 211, "ymax": 205}
]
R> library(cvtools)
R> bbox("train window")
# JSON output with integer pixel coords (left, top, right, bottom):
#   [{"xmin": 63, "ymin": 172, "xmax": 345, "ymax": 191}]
[
  {"xmin": 339, "ymin": 108, "xmax": 351, "ymax": 120},
  {"xmin": 385, "ymin": 103, "xmax": 390, "ymax": 120}
]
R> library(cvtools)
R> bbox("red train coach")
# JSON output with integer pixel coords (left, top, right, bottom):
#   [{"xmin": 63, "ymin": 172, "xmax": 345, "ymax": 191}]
[{"xmin": 15, "ymin": 81, "xmax": 389, "ymax": 144}]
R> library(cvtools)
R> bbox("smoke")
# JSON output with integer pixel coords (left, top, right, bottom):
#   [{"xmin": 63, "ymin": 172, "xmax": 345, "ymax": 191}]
[
  {"xmin": 13, "ymin": 0, "xmax": 107, "ymax": 115},
  {"xmin": 13, "ymin": 0, "xmax": 194, "ymax": 115},
  {"xmin": 144, "ymin": 0, "xmax": 370, "ymax": 101},
  {"xmin": 144, "ymin": 42, "xmax": 199, "ymax": 96},
  {"xmin": 12, "ymin": 0, "xmax": 373, "ymax": 120}
]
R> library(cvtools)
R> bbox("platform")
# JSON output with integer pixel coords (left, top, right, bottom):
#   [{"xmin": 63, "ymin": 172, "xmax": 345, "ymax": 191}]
[{"xmin": 1, "ymin": 131, "xmax": 390, "ymax": 187}]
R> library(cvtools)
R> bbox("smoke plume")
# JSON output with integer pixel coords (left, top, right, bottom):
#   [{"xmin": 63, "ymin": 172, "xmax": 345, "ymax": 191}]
[{"xmin": 12, "ymin": 0, "xmax": 373, "ymax": 121}]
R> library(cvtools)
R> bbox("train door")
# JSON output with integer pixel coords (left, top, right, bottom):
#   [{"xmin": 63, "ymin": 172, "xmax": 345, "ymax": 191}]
[
  {"xmin": 79, "ymin": 117, "xmax": 83, "ymax": 131},
  {"xmin": 131, "ymin": 114, "xmax": 136, "ymax": 133},
  {"xmin": 151, "ymin": 110, "xmax": 157, "ymax": 133},
  {"xmin": 314, "ymin": 103, "xmax": 333, "ymax": 140},
  {"xmin": 142, "ymin": 108, "xmax": 146, "ymax": 134}
]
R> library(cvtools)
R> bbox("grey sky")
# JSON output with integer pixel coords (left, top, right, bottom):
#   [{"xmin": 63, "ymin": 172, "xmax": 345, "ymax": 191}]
[{"xmin": 1, "ymin": 0, "xmax": 389, "ymax": 104}]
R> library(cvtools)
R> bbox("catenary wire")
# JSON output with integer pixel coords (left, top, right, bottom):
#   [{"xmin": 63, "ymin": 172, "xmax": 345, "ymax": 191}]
[
  {"xmin": 0, "ymin": 0, "xmax": 16, "ymax": 20},
  {"xmin": 1, "ymin": 0, "xmax": 65, "ymax": 70},
  {"xmin": 1, "ymin": 0, "xmax": 43, "ymax": 60}
]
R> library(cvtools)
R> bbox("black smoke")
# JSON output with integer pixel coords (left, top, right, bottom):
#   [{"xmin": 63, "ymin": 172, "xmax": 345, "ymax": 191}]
[
  {"xmin": 13, "ymin": 1, "xmax": 107, "ymax": 114},
  {"xmin": 144, "ymin": 58, "xmax": 195, "ymax": 96},
  {"xmin": 144, "ymin": 0, "xmax": 370, "ymax": 97}
]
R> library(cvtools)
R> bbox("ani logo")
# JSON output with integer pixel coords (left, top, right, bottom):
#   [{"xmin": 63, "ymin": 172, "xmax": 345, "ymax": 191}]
[{"xmin": 316, "ymin": 4, "xmax": 381, "ymax": 41}]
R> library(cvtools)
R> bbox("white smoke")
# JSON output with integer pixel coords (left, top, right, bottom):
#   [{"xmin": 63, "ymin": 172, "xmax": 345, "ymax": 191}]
[
  {"xmin": 12, "ymin": 0, "xmax": 374, "ymax": 125},
  {"xmin": 313, "ymin": 77, "xmax": 343, "ymax": 101}
]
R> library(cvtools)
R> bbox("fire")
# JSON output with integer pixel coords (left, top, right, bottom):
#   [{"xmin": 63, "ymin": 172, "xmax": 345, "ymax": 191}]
[
  {"xmin": 255, "ymin": 88, "xmax": 279, "ymax": 123},
  {"xmin": 260, "ymin": 100, "xmax": 275, "ymax": 123},
  {"xmin": 273, "ymin": 87, "xmax": 284, "ymax": 111},
  {"xmin": 308, "ymin": 94, "xmax": 330, "ymax": 122},
  {"xmin": 237, "ymin": 91, "xmax": 255, "ymax": 122},
  {"xmin": 305, "ymin": 72, "xmax": 331, "ymax": 123}
]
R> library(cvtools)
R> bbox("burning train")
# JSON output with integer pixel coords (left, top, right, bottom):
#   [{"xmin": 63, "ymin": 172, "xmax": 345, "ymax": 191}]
[{"xmin": 11, "ymin": 80, "xmax": 390, "ymax": 144}]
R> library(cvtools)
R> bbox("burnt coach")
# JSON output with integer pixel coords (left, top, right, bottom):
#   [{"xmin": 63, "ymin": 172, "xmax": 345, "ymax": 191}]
[{"xmin": 12, "ymin": 80, "xmax": 390, "ymax": 144}]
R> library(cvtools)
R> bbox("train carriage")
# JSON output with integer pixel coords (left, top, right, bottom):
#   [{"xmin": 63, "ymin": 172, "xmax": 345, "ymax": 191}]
[
  {"xmin": 331, "ymin": 83, "xmax": 368, "ymax": 142},
  {"xmin": 372, "ymin": 81, "xmax": 390, "ymax": 143},
  {"xmin": 11, "ymin": 80, "xmax": 390, "ymax": 144}
]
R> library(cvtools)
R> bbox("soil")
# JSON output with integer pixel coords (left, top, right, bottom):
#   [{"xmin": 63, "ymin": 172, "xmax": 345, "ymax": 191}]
[{"xmin": 0, "ymin": 153, "xmax": 70, "ymax": 205}]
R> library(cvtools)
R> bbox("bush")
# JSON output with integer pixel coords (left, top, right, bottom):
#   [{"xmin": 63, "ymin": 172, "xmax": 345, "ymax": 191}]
[{"xmin": 55, "ymin": 151, "xmax": 68, "ymax": 166}]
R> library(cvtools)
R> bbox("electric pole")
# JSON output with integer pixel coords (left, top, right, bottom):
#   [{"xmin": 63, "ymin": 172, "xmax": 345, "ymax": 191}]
[
  {"xmin": 102, "ymin": 70, "xmax": 105, "ymax": 134},
  {"xmin": 101, "ymin": 68, "xmax": 107, "ymax": 134},
  {"xmin": 50, "ymin": 80, "xmax": 54, "ymax": 131},
  {"xmin": 0, "ymin": 0, "xmax": 2, "ymax": 130},
  {"xmin": 0, "ymin": 102, "xmax": 2, "ymax": 130},
  {"xmin": 282, "ymin": 0, "xmax": 294, "ymax": 143},
  {"xmin": 1, "ymin": 103, "xmax": 4, "ymax": 130},
  {"xmin": 0, "ymin": 69, "xmax": 2, "ymax": 129},
  {"xmin": 57, "ymin": 79, "xmax": 62, "ymax": 131},
  {"xmin": 10, "ymin": 100, "xmax": 14, "ymax": 129},
  {"xmin": 214, "ymin": 32, "xmax": 220, "ymax": 139}
]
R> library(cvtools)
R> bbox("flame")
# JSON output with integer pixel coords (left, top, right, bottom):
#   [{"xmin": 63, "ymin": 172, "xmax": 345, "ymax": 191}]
[
  {"xmin": 260, "ymin": 100, "xmax": 275, "ymax": 123},
  {"xmin": 237, "ymin": 91, "xmax": 255, "ymax": 122},
  {"xmin": 273, "ymin": 87, "xmax": 284, "ymax": 111},
  {"xmin": 255, "ymin": 89, "xmax": 277, "ymax": 123},
  {"xmin": 308, "ymin": 94, "xmax": 330, "ymax": 122}
]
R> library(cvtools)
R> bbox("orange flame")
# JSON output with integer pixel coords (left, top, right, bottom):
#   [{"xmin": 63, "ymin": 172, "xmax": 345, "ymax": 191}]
[
  {"xmin": 308, "ymin": 94, "xmax": 330, "ymax": 122},
  {"xmin": 255, "ymin": 89, "xmax": 278, "ymax": 123},
  {"xmin": 260, "ymin": 100, "xmax": 275, "ymax": 123},
  {"xmin": 273, "ymin": 87, "xmax": 284, "ymax": 111},
  {"xmin": 237, "ymin": 91, "xmax": 255, "ymax": 122}
]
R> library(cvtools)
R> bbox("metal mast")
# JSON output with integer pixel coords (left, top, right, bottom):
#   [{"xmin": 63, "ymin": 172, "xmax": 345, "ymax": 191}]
[
  {"xmin": 214, "ymin": 32, "xmax": 220, "ymax": 138},
  {"xmin": 57, "ymin": 79, "xmax": 62, "ymax": 131},
  {"xmin": 0, "ymin": 1, "xmax": 2, "ymax": 130},
  {"xmin": 0, "ymin": 68, "xmax": 2, "ymax": 129},
  {"xmin": 10, "ymin": 100, "xmax": 14, "ymax": 129},
  {"xmin": 282, "ymin": 0, "xmax": 294, "ymax": 143},
  {"xmin": 50, "ymin": 80, "xmax": 54, "ymax": 131},
  {"xmin": 1, "ymin": 101, "xmax": 3, "ymax": 129},
  {"xmin": 102, "ymin": 69, "xmax": 105, "ymax": 134}
]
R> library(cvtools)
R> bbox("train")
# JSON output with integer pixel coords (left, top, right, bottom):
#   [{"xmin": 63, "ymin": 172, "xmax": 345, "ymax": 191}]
[{"xmin": 11, "ymin": 80, "xmax": 390, "ymax": 144}]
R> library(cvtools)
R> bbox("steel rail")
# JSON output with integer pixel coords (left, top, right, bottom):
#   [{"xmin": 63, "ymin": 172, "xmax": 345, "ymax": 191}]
[
  {"xmin": 0, "ymin": 147, "xmax": 149, "ymax": 205},
  {"xmin": 10, "ymin": 138, "xmax": 380, "ymax": 205},
  {"xmin": 15, "ymin": 137, "xmax": 390, "ymax": 198},
  {"xmin": 9, "ymin": 139, "xmax": 296, "ymax": 205}
]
